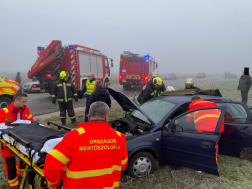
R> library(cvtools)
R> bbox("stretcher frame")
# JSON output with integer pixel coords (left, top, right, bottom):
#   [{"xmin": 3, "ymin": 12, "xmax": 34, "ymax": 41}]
[{"xmin": 0, "ymin": 121, "xmax": 71, "ymax": 189}]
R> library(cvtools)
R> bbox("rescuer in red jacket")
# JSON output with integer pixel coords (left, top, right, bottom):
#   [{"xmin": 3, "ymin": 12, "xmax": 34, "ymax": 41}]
[
  {"xmin": 186, "ymin": 96, "xmax": 224, "ymax": 162},
  {"xmin": 0, "ymin": 93, "xmax": 34, "ymax": 188},
  {"xmin": 44, "ymin": 101, "xmax": 128, "ymax": 189}
]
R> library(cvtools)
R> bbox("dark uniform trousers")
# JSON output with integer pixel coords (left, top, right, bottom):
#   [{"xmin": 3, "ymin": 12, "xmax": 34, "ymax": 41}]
[{"xmin": 59, "ymin": 101, "xmax": 75, "ymax": 124}]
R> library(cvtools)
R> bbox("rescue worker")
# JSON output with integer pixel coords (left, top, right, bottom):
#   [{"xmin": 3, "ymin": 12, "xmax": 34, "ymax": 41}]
[
  {"xmin": 150, "ymin": 71, "xmax": 166, "ymax": 94},
  {"xmin": 52, "ymin": 71, "xmax": 78, "ymax": 125},
  {"xmin": 136, "ymin": 77, "xmax": 163, "ymax": 106},
  {"xmin": 15, "ymin": 72, "xmax": 21, "ymax": 84},
  {"xmin": 0, "ymin": 93, "xmax": 33, "ymax": 189},
  {"xmin": 80, "ymin": 73, "xmax": 97, "ymax": 122},
  {"xmin": 238, "ymin": 67, "xmax": 252, "ymax": 104},
  {"xmin": 185, "ymin": 78, "xmax": 201, "ymax": 91},
  {"xmin": 186, "ymin": 96, "xmax": 224, "ymax": 162},
  {"xmin": 44, "ymin": 101, "xmax": 128, "ymax": 189},
  {"xmin": 86, "ymin": 80, "xmax": 111, "ymax": 115}
]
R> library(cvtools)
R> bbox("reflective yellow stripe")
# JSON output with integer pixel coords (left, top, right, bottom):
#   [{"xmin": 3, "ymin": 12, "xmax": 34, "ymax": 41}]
[
  {"xmin": 195, "ymin": 114, "xmax": 220, "ymax": 123},
  {"xmin": 8, "ymin": 176, "xmax": 18, "ymax": 184},
  {"xmin": 66, "ymin": 83, "xmax": 71, "ymax": 86},
  {"xmin": 27, "ymin": 114, "xmax": 32, "ymax": 119},
  {"xmin": 29, "ymin": 185, "xmax": 33, "ymax": 189},
  {"xmin": 67, "ymin": 98, "xmax": 72, "ymax": 101},
  {"xmin": 63, "ymin": 82, "xmax": 67, "ymax": 102},
  {"xmin": 77, "ymin": 127, "xmax": 85, "ymax": 135},
  {"xmin": 51, "ymin": 95, "xmax": 56, "ymax": 98},
  {"xmin": 9, "ymin": 136, "xmax": 11, "ymax": 143},
  {"xmin": 9, "ymin": 180, "xmax": 18, "ymax": 186},
  {"xmin": 135, "ymin": 100, "xmax": 141, "ymax": 106},
  {"xmin": 47, "ymin": 180, "xmax": 59, "ymax": 186},
  {"xmin": 64, "ymin": 165, "xmax": 121, "ymax": 179},
  {"xmin": 3, "ymin": 108, "xmax": 8, "ymax": 113},
  {"xmin": 70, "ymin": 116, "xmax": 76, "ymax": 119},
  {"xmin": 3, "ymin": 88, "xmax": 14, "ymax": 93},
  {"xmin": 49, "ymin": 149, "xmax": 70, "ymax": 165},
  {"xmin": 116, "ymin": 131, "xmax": 121, "ymax": 137},
  {"xmin": 103, "ymin": 182, "xmax": 120, "ymax": 189},
  {"xmin": 121, "ymin": 157, "xmax": 128, "ymax": 165},
  {"xmin": 58, "ymin": 99, "xmax": 64, "ymax": 102},
  {"xmin": 57, "ymin": 84, "xmax": 63, "ymax": 87},
  {"xmin": 60, "ymin": 116, "xmax": 66, "ymax": 118},
  {"xmin": 73, "ymin": 93, "xmax": 77, "ymax": 96}
]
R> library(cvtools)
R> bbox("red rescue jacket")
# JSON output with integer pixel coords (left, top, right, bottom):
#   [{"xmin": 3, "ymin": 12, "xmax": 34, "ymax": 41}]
[
  {"xmin": 44, "ymin": 121, "xmax": 128, "ymax": 189},
  {"xmin": 0, "ymin": 102, "xmax": 33, "ymax": 124},
  {"xmin": 186, "ymin": 99, "xmax": 224, "ymax": 132}
]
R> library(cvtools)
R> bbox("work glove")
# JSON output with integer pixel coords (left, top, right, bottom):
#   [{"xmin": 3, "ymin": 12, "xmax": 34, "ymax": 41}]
[
  {"xmin": 78, "ymin": 91, "xmax": 84, "ymax": 99},
  {"xmin": 52, "ymin": 98, "xmax": 56, "ymax": 105},
  {"xmin": 75, "ymin": 97, "xmax": 78, "ymax": 102}
]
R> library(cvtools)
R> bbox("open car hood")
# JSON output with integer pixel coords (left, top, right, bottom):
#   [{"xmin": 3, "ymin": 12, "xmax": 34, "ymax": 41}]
[{"xmin": 107, "ymin": 87, "xmax": 155, "ymax": 125}]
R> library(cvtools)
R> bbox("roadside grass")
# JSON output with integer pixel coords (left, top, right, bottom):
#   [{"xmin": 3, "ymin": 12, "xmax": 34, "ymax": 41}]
[{"xmin": 1, "ymin": 78, "xmax": 252, "ymax": 188}]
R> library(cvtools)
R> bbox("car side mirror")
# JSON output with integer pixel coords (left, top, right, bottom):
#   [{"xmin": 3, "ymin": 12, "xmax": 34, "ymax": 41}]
[{"xmin": 164, "ymin": 123, "xmax": 170, "ymax": 131}]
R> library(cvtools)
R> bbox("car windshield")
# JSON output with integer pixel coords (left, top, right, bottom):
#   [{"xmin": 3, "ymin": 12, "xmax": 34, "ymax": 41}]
[{"xmin": 131, "ymin": 99, "xmax": 176, "ymax": 124}]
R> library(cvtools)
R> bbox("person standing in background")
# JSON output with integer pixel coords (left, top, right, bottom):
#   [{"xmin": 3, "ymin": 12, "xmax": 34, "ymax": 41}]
[{"xmin": 238, "ymin": 67, "xmax": 252, "ymax": 104}]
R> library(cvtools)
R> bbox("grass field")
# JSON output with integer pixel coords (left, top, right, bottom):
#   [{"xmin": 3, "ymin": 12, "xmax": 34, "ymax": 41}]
[{"xmin": 0, "ymin": 78, "xmax": 252, "ymax": 188}]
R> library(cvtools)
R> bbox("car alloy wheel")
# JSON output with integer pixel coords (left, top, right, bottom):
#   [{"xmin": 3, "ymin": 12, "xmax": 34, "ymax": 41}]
[{"xmin": 127, "ymin": 151, "xmax": 156, "ymax": 178}]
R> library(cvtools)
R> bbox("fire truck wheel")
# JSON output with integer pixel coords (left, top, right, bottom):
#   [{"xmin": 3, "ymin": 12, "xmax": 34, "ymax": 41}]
[
  {"xmin": 123, "ymin": 84, "xmax": 131, "ymax": 90},
  {"xmin": 0, "ymin": 97, "xmax": 12, "ymax": 109}
]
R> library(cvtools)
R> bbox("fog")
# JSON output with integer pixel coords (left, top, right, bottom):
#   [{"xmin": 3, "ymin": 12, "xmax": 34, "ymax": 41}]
[{"xmin": 0, "ymin": 0, "xmax": 252, "ymax": 76}]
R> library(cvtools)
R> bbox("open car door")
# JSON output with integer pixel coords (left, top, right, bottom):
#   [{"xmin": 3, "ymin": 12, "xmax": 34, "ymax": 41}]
[{"xmin": 163, "ymin": 106, "xmax": 227, "ymax": 176}]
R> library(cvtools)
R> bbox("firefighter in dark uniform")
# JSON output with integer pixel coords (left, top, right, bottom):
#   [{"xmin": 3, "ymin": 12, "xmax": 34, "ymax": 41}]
[
  {"xmin": 136, "ymin": 77, "xmax": 163, "ymax": 106},
  {"xmin": 150, "ymin": 71, "xmax": 166, "ymax": 96},
  {"xmin": 52, "ymin": 71, "xmax": 78, "ymax": 125},
  {"xmin": 185, "ymin": 78, "xmax": 201, "ymax": 91}
]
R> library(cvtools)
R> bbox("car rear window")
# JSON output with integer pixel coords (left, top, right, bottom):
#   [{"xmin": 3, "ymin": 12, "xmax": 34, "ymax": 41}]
[{"xmin": 217, "ymin": 103, "xmax": 248, "ymax": 123}]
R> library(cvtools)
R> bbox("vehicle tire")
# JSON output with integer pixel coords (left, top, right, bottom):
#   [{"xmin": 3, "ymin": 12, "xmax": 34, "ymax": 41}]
[
  {"xmin": 127, "ymin": 151, "xmax": 156, "ymax": 178},
  {"xmin": 0, "ymin": 97, "xmax": 12, "ymax": 109},
  {"xmin": 123, "ymin": 84, "xmax": 131, "ymax": 90}
]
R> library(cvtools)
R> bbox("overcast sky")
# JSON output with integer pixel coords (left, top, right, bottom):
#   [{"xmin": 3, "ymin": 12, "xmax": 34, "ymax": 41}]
[{"xmin": 0, "ymin": 0, "xmax": 252, "ymax": 75}]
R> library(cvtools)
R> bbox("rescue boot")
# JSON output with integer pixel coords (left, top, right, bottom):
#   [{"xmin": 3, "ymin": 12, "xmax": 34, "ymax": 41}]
[
  {"xmin": 61, "ymin": 118, "xmax": 66, "ymax": 126},
  {"xmin": 71, "ymin": 117, "xmax": 76, "ymax": 124}
]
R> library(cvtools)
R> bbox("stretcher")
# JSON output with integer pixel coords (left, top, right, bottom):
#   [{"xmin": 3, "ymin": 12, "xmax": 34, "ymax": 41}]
[{"xmin": 0, "ymin": 121, "xmax": 71, "ymax": 189}]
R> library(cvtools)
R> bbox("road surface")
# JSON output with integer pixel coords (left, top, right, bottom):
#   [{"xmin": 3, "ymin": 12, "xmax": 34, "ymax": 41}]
[{"xmin": 28, "ymin": 75, "xmax": 222, "ymax": 116}]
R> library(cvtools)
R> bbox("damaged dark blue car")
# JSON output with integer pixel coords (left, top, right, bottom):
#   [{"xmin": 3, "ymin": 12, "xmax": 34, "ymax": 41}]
[{"xmin": 108, "ymin": 88, "xmax": 252, "ymax": 178}]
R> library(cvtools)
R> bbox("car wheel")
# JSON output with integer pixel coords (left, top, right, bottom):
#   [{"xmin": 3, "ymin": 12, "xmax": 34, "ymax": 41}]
[
  {"xmin": 0, "ymin": 97, "xmax": 12, "ymax": 109},
  {"xmin": 127, "ymin": 151, "xmax": 156, "ymax": 178}
]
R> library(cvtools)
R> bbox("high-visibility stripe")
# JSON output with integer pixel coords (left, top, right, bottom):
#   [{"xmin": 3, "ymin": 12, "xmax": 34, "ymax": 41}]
[
  {"xmin": 60, "ymin": 116, "xmax": 66, "ymax": 119},
  {"xmin": 27, "ymin": 114, "xmax": 33, "ymax": 119},
  {"xmin": 64, "ymin": 165, "xmax": 121, "ymax": 179},
  {"xmin": 103, "ymin": 182, "xmax": 120, "ymax": 189},
  {"xmin": 73, "ymin": 93, "xmax": 77, "ymax": 96},
  {"xmin": 3, "ymin": 88, "xmax": 14, "ymax": 93},
  {"xmin": 70, "ymin": 116, "xmax": 76, "ymax": 119},
  {"xmin": 135, "ymin": 100, "xmax": 141, "ymax": 106},
  {"xmin": 66, "ymin": 83, "xmax": 71, "ymax": 86},
  {"xmin": 195, "ymin": 114, "xmax": 220, "ymax": 123},
  {"xmin": 121, "ymin": 157, "xmax": 128, "ymax": 165},
  {"xmin": 3, "ymin": 108, "xmax": 8, "ymax": 113},
  {"xmin": 58, "ymin": 99, "xmax": 64, "ymax": 102},
  {"xmin": 49, "ymin": 150, "xmax": 70, "ymax": 165},
  {"xmin": 8, "ymin": 176, "xmax": 18, "ymax": 184},
  {"xmin": 57, "ymin": 84, "xmax": 63, "ymax": 87},
  {"xmin": 77, "ymin": 127, "xmax": 85, "ymax": 135},
  {"xmin": 63, "ymin": 82, "xmax": 67, "ymax": 102},
  {"xmin": 51, "ymin": 95, "xmax": 56, "ymax": 98},
  {"xmin": 47, "ymin": 180, "xmax": 59, "ymax": 186},
  {"xmin": 116, "ymin": 131, "xmax": 121, "ymax": 137},
  {"xmin": 9, "ymin": 180, "xmax": 18, "ymax": 187}
]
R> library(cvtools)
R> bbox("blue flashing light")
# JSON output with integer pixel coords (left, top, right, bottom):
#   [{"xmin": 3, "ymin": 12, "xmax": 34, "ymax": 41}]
[
  {"xmin": 69, "ymin": 46, "xmax": 74, "ymax": 49},
  {"xmin": 145, "ymin": 55, "xmax": 149, "ymax": 60},
  {"xmin": 37, "ymin": 47, "xmax": 41, "ymax": 50}
]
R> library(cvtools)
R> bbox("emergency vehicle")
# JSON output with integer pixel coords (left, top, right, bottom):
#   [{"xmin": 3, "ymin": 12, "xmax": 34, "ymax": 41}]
[
  {"xmin": 119, "ymin": 51, "xmax": 158, "ymax": 90},
  {"xmin": 28, "ymin": 40, "xmax": 113, "ymax": 94},
  {"xmin": 0, "ymin": 77, "xmax": 21, "ymax": 109}
]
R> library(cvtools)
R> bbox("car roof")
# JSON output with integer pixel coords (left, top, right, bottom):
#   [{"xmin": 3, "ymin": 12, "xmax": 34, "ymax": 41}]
[{"xmin": 157, "ymin": 95, "xmax": 231, "ymax": 104}]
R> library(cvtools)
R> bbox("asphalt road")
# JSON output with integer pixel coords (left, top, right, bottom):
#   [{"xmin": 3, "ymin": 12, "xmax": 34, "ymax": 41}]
[{"xmin": 27, "ymin": 75, "xmax": 223, "ymax": 116}]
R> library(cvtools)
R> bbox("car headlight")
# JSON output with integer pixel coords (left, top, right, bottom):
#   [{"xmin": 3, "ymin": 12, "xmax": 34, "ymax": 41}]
[{"xmin": 13, "ymin": 85, "xmax": 21, "ymax": 90}]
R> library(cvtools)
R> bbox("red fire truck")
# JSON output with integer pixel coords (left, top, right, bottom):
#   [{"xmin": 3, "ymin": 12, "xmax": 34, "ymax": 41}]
[
  {"xmin": 119, "ymin": 51, "xmax": 158, "ymax": 90},
  {"xmin": 28, "ymin": 40, "xmax": 113, "ymax": 94}
]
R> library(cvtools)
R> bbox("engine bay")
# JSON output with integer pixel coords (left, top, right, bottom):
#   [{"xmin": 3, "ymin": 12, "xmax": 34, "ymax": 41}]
[{"xmin": 109, "ymin": 114, "xmax": 150, "ymax": 141}]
